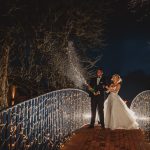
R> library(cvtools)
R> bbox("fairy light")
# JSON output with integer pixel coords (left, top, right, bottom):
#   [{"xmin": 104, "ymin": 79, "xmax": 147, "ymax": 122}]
[
  {"xmin": 11, "ymin": 85, "xmax": 16, "ymax": 99},
  {"xmin": 130, "ymin": 90, "xmax": 150, "ymax": 141},
  {"xmin": 83, "ymin": 113, "xmax": 91, "ymax": 119},
  {"xmin": 0, "ymin": 89, "xmax": 91, "ymax": 149},
  {"xmin": 11, "ymin": 85, "xmax": 16, "ymax": 106}
]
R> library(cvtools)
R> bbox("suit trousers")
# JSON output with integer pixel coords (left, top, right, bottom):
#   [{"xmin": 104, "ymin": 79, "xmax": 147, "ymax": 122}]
[{"xmin": 90, "ymin": 95, "xmax": 104, "ymax": 127}]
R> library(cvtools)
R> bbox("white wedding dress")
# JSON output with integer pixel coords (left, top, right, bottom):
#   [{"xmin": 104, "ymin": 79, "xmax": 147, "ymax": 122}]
[{"xmin": 104, "ymin": 92, "xmax": 139, "ymax": 130}]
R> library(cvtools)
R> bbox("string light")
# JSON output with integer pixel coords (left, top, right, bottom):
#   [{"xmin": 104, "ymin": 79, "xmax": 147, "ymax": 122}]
[
  {"xmin": 130, "ymin": 90, "xmax": 150, "ymax": 142},
  {"xmin": 0, "ymin": 89, "xmax": 91, "ymax": 150}
]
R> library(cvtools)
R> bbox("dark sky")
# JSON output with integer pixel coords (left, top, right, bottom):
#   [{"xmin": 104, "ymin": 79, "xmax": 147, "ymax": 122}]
[
  {"xmin": 88, "ymin": 1, "xmax": 150, "ymax": 101},
  {"xmin": 98, "ymin": 1, "xmax": 150, "ymax": 76}
]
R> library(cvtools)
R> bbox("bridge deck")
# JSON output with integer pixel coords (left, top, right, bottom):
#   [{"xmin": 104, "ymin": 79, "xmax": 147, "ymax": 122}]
[{"xmin": 61, "ymin": 125, "xmax": 150, "ymax": 150}]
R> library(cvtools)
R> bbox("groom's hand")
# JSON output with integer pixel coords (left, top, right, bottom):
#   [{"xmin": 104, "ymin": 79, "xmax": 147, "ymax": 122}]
[
  {"xmin": 124, "ymin": 100, "xmax": 128, "ymax": 104},
  {"xmin": 97, "ymin": 91, "xmax": 100, "ymax": 95},
  {"xmin": 94, "ymin": 91, "xmax": 100, "ymax": 95},
  {"xmin": 105, "ymin": 85, "xmax": 109, "ymax": 89}
]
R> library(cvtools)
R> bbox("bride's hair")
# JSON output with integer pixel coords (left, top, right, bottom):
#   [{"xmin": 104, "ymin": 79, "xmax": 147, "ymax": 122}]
[{"xmin": 112, "ymin": 74, "xmax": 122, "ymax": 84}]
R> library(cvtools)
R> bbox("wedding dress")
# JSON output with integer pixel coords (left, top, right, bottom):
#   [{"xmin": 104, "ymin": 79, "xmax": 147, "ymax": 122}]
[{"xmin": 104, "ymin": 92, "xmax": 139, "ymax": 130}]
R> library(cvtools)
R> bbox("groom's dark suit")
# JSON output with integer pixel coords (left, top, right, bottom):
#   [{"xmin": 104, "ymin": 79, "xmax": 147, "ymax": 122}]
[{"xmin": 89, "ymin": 76, "xmax": 106, "ymax": 127}]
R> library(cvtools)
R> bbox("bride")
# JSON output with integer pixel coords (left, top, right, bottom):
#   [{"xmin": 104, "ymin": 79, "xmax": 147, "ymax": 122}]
[{"xmin": 104, "ymin": 74, "xmax": 139, "ymax": 130}]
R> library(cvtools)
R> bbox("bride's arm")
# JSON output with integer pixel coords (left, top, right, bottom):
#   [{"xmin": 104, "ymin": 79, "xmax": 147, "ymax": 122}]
[
  {"xmin": 114, "ymin": 84, "xmax": 121, "ymax": 93},
  {"xmin": 106, "ymin": 84, "xmax": 121, "ymax": 93},
  {"xmin": 105, "ymin": 84, "xmax": 115, "ymax": 92}
]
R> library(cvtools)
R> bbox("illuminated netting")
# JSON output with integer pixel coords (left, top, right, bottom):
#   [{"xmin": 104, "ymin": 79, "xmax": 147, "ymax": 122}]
[
  {"xmin": 0, "ymin": 89, "xmax": 91, "ymax": 150},
  {"xmin": 130, "ymin": 90, "xmax": 150, "ymax": 141}
]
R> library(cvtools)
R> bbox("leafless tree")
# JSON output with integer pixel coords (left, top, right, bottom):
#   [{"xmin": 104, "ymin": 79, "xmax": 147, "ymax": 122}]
[
  {"xmin": 0, "ymin": 46, "xmax": 9, "ymax": 109},
  {"xmin": 0, "ymin": 0, "xmax": 111, "ymax": 108},
  {"xmin": 128, "ymin": 0, "xmax": 148, "ymax": 9},
  {"xmin": 0, "ymin": 29, "xmax": 14, "ymax": 109},
  {"xmin": 128, "ymin": 0, "xmax": 150, "ymax": 21}
]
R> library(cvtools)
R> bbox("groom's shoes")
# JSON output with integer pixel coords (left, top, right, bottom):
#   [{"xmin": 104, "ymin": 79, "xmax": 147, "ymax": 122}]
[
  {"xmin": 88, "ymin": 124, "xmax": 94, "ymax": 128},
  {"xmin": 101, "ymin": 126, "xmax": 105, "ymax": 130}
]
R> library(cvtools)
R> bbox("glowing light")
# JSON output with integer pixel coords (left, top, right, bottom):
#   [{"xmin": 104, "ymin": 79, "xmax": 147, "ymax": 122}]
[
  {"xmin": 130, "ymin": 90, "xmax": 150, "ymax": 142},
  {"xmin": 83, "ymin": 113, "xmax": 91, "ymax": 119},
  {"xmin": 11, "ymin": 85, "xmax": 16, "ymax": 99},
  {"xmin": 137, "ymin": 117, "xmax": 150, "ymax": 121},
  {"xmin": 0, "ymin": 89, "xmax": 91, "ymax": 149}
]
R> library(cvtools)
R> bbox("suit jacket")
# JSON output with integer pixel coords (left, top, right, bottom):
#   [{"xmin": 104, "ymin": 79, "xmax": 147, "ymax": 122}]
[{"xmin": 89, "ymin": 76, "xmax": 106, "ymax": 98}]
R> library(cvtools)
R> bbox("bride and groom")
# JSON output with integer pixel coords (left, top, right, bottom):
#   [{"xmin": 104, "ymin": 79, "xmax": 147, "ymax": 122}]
[{"xmin": 87, "ymin": 68, "xmax": 139, "ymax": 130}]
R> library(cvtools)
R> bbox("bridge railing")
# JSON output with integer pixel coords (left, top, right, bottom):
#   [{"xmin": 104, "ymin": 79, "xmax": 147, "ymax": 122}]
[
  {"xmin": 0, "ymin": 89, "xmax": 91, "ymax": 150},
  {"xmin": 130, "ymin": 90, "xmax": 150, "ymax": 142}
]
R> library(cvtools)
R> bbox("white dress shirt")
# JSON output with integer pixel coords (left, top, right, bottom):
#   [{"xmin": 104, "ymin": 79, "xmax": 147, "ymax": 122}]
[{"xmin": 97, "ymin": 77, "xmax": 101, "ymax": 85}]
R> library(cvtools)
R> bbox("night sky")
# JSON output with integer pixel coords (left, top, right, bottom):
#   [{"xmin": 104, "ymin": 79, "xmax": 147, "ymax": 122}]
[
  {"xmin": 87, "ymin": 1, "xmax": 150, "ymax": 101},
  {"xmin": 92, "ymin": 1, "xmax": 150, "ymax": 76}
]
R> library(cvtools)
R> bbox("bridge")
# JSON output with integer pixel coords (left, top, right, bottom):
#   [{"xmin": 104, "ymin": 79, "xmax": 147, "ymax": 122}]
[{"xmin": 0, "ymin": 89, "xmax": 150, "ymax": 150}]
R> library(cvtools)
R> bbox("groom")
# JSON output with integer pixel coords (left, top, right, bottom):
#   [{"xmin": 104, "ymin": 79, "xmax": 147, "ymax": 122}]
[{"xmin": 88, "ymin": 68, "xmax": 106, "ymax": 128}]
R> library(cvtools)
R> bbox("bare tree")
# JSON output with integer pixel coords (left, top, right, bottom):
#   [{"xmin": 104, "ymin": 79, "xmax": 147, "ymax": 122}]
[
  {"xmin": 0, "ymin": 0, "xmax": 111, "ymax": 108},
  {"xmin": 128, "ymin": 0, "xmax": 149, "ymax": 9},
  {"xmin": 0, "ymin": 46, "xmax": 9, "ymax": 109},
  {"xmin": 128, "ymin": 0, "xmax": 150, "ymax": 20}
]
